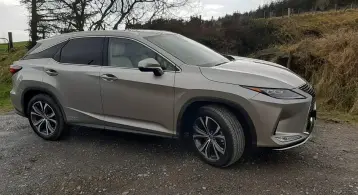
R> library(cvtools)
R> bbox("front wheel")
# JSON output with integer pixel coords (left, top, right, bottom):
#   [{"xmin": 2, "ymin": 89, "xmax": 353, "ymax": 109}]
[
  {"xmin": 27, "ymin": 94, "xmax": 66, "ymax": 140},
  {"xmin": 191, "ymin": 105, "xmax": 245, "ymax": 167}
]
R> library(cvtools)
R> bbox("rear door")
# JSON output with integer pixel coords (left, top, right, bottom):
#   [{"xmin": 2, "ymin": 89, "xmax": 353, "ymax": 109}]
[
  {"xmin": 42, "ymin": 37, "xmax": 105, "ymax": 126},
  {"xmin": 100, "ymin": 37, "xmax": 177, "ymax": 136}
]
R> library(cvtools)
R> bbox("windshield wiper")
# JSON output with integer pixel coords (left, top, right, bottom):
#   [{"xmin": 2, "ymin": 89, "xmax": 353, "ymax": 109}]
[{"xmin": 214, "ymin": 62, "xmax": 228, "ymax": 67}]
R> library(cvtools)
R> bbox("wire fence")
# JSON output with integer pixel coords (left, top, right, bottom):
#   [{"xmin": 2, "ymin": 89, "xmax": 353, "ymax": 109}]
[{"xmin": 252, "ymin": 4, "xmax": 358, "ymax": 19}]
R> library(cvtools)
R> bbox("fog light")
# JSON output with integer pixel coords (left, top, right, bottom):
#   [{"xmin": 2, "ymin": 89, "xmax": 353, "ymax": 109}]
[{"xmin": 275, "ymin": 135, "xmax": 302, "ymax": 143}]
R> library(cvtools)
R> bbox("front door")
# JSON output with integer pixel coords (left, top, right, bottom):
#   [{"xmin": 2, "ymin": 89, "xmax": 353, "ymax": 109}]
[{"xmin": 100, "ymin": 37, "xmax": 177, "ymax": 136}]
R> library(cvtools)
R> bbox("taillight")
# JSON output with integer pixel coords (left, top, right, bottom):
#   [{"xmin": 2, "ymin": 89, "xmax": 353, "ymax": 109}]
[{"xmin": 9, "ymin": 65, "xmax": 22, "ymax": 75}]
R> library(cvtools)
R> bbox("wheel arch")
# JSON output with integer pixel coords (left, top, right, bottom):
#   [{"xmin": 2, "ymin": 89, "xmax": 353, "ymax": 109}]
[
  {"xmin": 21, "ymin": 87, "xmax": 67, "ymax": 121},
  {"xmin": 176, "ymin": 97, "xmax": 257, "ymax": 147}
]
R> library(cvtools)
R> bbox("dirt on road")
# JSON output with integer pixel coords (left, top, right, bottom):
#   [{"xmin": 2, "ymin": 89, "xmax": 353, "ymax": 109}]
[{"xmin": 0, "ymin": 112, "xmax": 357, "ymax": 194}]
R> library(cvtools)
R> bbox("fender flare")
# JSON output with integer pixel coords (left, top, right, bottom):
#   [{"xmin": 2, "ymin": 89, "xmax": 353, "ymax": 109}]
[
  {"xmin": 176, "ymin": 97, "xmax": 257, "ymax": 146},
  {"xmin": 21, "ymin": 87, "xmax": 67, "ymax": 122}
]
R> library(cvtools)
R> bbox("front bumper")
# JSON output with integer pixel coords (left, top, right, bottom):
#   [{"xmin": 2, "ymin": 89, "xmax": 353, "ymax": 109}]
[{"xmin": 248, "ymin": 89, "xmax": 316, "ymax": 149}]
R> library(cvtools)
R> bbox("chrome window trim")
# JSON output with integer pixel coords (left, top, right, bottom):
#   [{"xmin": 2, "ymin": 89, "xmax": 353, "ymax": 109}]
[
  {"xmin": 106, "ymin": 36, "xmax": 182, "ymax": 73},
  {"xmin": 58, "ymin": 36, "xmax": 106, "ymax": 66},
  {"xmin": 33, "ymin": 35, "xmax": 182, "ymax": 72},
  {"xmin": 27, "ymin": 39, "xmax": 69, "ymax": 55}
]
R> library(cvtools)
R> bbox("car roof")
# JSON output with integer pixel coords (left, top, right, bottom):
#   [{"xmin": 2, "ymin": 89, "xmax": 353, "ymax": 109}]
[{"xmin": 37, "ymin": 29, "xmax": 174, "ymax": 43}]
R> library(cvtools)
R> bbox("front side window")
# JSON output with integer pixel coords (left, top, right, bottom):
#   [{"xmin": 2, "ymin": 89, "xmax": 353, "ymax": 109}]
[
  {"xmin": 108, "ymin": 38, "xmax": 177, "ymax": 71},
  {"xmin": 60, "ymin": 37, "xmax": 104, "ymax": 65}
]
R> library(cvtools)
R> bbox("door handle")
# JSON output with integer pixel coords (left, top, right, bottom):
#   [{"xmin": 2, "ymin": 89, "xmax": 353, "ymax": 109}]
[
  {"xmin": 101, "ymin": 74, "xmax": 118, "ymax": 81},
  {"xmin": 45, "ymin": 69, "xmax": 58, "ymax": 76}
]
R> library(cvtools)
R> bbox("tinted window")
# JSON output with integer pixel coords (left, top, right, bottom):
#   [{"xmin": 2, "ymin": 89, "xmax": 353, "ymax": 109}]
[
  {"xmin": 23, "ymin": 42, "xmax": 66, "ymax": 60},
  {"xmin": 146, "ymin": 34, "xmax": 229, "ymax": 67},
  {"xmin": 60, "ymin": 37, "xmax": 104, "ymax": 65},
  {"xmin": 25, "ymin": 43, "xmax": 41, "ymax": 55},
  {"xmin": 108, "ymin": 38, "xmax": 177, "ymax": 71}
]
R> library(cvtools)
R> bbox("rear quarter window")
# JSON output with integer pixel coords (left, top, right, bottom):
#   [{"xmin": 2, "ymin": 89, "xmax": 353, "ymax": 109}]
[
  {"xmin": 24, "ymin": 43, "xmax": 41, "ymax": 57},
  {"xmin": 23, "ymin": 41, "xmax": 67, "ymax": 61}
]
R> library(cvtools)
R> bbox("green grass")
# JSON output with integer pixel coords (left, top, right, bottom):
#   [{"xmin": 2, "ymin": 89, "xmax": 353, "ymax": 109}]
[
  {"xmin": 0, "ymin": 83, "xmax": 12, "ymax": 113},
  {"xmin": 0, "ymin": 45, "xmax": 27, "ymax": 84},
  {"xmin": 0, "ymin": 41, "xmax": 27, "ymax": 113},
  {"xmin": 0, "ymin": 41, "xmax": 28, "ymax": 53}
]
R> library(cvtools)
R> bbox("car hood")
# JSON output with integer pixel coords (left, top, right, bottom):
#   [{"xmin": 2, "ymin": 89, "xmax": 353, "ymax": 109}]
[{"xmin": 200, "ymin": 58, "xmax": 306, "ymax": 89}]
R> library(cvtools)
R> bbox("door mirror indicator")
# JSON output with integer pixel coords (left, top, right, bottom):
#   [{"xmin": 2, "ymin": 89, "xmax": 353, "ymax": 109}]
[{"xmin": 138, "ymin": 58, "xmax": 164, "ymax": 76}]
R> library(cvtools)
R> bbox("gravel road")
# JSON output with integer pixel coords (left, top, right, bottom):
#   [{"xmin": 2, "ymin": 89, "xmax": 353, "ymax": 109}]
[{"xmin": 0, "ymin": 112, "xmax": 357, "ymax": 194}]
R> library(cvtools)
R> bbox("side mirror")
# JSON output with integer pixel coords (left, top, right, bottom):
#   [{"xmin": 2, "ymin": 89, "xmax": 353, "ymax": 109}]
[{"xmin": 138, "ymin": 58, "xmax": 164, "ymax": 76}]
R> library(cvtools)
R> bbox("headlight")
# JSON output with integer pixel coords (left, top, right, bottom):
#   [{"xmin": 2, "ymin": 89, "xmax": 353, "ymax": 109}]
[{"xmin": 244, "ymin": 86, "xmax": 305, "ymax": 99}]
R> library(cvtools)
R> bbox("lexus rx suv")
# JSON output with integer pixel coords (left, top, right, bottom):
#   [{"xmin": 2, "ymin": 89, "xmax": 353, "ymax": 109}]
[{"xmin": 10, "ymin": 30, "xmax": 316, "ymax": 167}]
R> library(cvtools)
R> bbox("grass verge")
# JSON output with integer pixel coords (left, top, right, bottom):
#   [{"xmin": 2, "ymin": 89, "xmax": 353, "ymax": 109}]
[{"xmin": 0, "ymin": 83, "xmax": 12, "ymax": 113}]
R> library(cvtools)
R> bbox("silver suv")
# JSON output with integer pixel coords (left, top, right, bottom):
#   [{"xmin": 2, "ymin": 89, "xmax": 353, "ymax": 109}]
[{"xmin": 10, "ymin": 30, "xmax": 316, "ymax": 167}]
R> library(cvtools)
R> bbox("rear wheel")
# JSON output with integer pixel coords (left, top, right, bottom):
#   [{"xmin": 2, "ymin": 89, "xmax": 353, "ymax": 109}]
[
  {"xmin": 27, "ymin": 94, "xmax": 66, "ymax": 140},
  {"xmin": 191, "ymin": 105, "xmax": 245, "ymax": 167}
]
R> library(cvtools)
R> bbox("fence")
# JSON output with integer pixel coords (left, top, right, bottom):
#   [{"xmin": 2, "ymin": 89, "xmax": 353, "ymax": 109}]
[
  {"xmin": 257, "ymin": 4, "xmax": 358, "ymax": 19},
  {"xmin": 0, "ymin": 32, "xmax": 14, "ymax": 53}
]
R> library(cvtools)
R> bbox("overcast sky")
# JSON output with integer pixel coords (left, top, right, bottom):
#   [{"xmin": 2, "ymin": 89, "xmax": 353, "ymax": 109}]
[{"xmin": 0, "ymin": 0, "xmax": 272, "ymax": 42}]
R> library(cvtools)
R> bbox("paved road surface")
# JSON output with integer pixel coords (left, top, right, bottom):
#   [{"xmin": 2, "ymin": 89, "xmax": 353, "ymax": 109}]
[{"xmin": 0, "ymin": 112, "xmax": 357, "ymax": 194}]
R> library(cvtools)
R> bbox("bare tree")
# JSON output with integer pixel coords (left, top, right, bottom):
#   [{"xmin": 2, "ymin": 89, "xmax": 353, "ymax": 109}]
[
  {"xmin": 30, "ymin": 0, "xmax": 38, "ymax": 46},
  {"xmin": 22, "ymin": 0, "xmax": 192, "ymax": 38},
  {"xmin": 115, "ymin": 0, "xmax": 190, "ymax": 30},
  {"xmin": 88, "ymin": 0, "xmax": 191, "ymax": 30},
  {"xmin": 21, "ymin": 0, "xmax": 42, "ymax": 47},
  {"xmin": 42, "ymin": 0, "xmax": 98, "ymax": 32},
  {"xmin": 89, "ymin": 0, "xmax": 117, "ymax": 30}
]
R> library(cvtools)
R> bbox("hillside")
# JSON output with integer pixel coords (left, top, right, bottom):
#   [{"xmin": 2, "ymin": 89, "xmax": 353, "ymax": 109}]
[
  {"xmin": 0, "ymin": 11, "xmax": 358, "ymax": 122},
  {"xmin": 129, "ymin": 10, "xmax": 358, "ymax": 120},
  {"xmin": 257, "ymin": 10, "xmax": 358, "ymax": 115}
]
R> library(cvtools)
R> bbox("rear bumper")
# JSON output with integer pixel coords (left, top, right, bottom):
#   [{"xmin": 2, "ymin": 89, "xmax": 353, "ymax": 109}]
[
  {"xmin": 14, "ymin": 108, "xmax": 26, "ymax": 117},
  {"xmin": 10, "ymin": 88, "xmax": 24, "ymax": 116}
]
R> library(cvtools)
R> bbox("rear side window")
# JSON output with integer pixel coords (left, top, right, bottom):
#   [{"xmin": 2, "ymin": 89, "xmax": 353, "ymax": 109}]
[
  {"xmin": 24, "ymin": 43, "xmax": 41, "ymax": 56},
  {"xmin": 23, "ymin": 42, "xmax": 66, "ymax": 60},
  {"xmin": 60, "ymin": 37, "xmax": 104, "ymax": 65}
]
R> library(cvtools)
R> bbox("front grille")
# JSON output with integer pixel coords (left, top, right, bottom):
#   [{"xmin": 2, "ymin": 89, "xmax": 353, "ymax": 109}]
[
  {"xmin": 299, "ymin": 83, "xmax": 316, "ymax": 98},
  {"xmin": 299, "ymin": 83, "xmax": 316, "ymax": 112}
]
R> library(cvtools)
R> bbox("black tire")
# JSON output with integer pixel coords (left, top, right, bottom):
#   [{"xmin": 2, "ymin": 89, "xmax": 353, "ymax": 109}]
[
  {"xmin": 190, "ymin": 105, "xmax": 245, "ymax": 167},
  {"xmin": 27, "ymin": 94, "xmax": 66, "ymax": 140}
]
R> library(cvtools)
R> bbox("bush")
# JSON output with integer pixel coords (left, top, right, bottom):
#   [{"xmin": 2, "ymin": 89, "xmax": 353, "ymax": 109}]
[{"xmin": 280, "ymin": 29, "xmax": 358, "ymax": 113}]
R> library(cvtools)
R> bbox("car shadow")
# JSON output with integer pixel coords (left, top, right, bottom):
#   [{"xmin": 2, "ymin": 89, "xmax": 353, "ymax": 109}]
[{"xmin": 63, "ymin": 125, "xmax": 306, "ymax": 168}]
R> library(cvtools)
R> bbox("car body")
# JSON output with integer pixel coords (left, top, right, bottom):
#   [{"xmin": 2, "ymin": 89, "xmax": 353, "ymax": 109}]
[{"xmin": 10, "ymin": 30, "xmax": 316, "ymax": 167}]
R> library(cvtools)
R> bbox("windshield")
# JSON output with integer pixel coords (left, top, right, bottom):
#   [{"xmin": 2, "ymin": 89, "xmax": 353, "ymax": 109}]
[{"xmin": 146, "ymin": 34, "xmax": 229, "ymax": 67}]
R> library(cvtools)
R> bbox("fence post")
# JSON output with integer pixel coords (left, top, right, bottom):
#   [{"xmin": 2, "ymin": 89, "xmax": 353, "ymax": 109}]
[
  {"xmin": 264, "ymin": 11, "xmax": 266, "ymax": 18},
  {"xmin": 8, "ymin": 32, "xmax": 13, "ymax": 51},
  {"xmin": 288, "ymin": 8, "xmax": 291, "ymax": 17},
  {"xmin": 335, "ymin": 4, "xmax": 337, "ymax": 11}
]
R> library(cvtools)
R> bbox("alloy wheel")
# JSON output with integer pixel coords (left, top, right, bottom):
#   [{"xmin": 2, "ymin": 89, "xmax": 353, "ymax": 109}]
[
  {"xmin": 30, "ymin": 101, "xmax": 57, "ymax": 136},
  {"xmin": 192, "ymin": 116, "xmax": 226, "ymax": 161}
]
